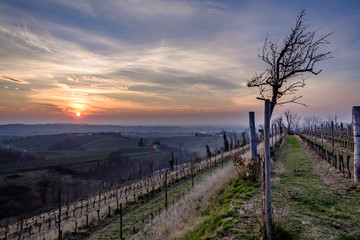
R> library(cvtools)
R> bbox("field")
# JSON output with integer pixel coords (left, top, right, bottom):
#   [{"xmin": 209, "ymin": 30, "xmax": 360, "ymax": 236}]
[
  {"xmin": 1, "ymin": 133, "xmax": 223, "ymax": 171},
  {"xmin": 0, "ymin": 141, "xmax": 245, "ymax": 240},
  {"xmin": 0, "ymin": 130, "xmax": 224, "ymax": 223}
]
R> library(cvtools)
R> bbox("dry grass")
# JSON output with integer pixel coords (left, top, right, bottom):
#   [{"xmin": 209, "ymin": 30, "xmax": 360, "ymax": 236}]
[{"xmin": 130, "ymin": 162, "xmax": 237, "ymax": 240}]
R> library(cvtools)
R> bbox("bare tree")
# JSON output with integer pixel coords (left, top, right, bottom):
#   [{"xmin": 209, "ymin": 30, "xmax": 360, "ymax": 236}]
[
  {"xmin": 310, "ymin": 115, "xmax": 322, "ymax": 126},
  {"xmin": 272, "ymin": 116, "xmax": 283, "ymax": 126},
  {"xmin": 248, "ymin": 10, "xmax": 331, "ymax": 116},
  {"xmin": 284, "ymin": 110, "xmax": 300, "ymax": 134},
  {"xmin": 303, "ymin": 115, "xmax": 322, "ymax": 130},
  {"xmin": 303, "ymin": 116, "xmax": 312, "ymax": 128},
  {"xmin": 272, "ymin": 116, "xmax": 284, "ymax": 134}
]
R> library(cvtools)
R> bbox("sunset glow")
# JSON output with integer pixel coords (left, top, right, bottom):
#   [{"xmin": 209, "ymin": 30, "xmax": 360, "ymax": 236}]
[{"xmin": 0, "ymin": 1, "xmax": 359, "ymax": 125}]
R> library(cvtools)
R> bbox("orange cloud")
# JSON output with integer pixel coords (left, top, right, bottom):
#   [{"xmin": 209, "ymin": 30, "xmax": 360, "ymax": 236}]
[{"xmin": 113, "ymin": 85, "xmax": 128, "ymax": 90}]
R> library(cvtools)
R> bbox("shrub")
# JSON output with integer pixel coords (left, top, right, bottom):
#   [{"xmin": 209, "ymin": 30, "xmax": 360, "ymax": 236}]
[{"xmin": 232, "ymin": 153, "xmax": 260, "ymax": 182}]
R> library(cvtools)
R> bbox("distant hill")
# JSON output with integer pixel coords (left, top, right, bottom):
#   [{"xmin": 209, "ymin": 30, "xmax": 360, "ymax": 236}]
[{"xmin": 0, "ymin": 123, "xmax": 245, "ymax": 137}]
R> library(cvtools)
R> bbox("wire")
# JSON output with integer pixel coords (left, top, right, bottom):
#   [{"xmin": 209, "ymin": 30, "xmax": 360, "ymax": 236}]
[{"xmin": 337, "ymin": 109, "xmax": 352, "ymax": 120}]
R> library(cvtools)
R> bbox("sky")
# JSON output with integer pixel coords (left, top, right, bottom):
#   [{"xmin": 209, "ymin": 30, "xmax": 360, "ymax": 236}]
[{"xmin": 0, "ymin": 0, "xmax": 359, "ymax": 126}]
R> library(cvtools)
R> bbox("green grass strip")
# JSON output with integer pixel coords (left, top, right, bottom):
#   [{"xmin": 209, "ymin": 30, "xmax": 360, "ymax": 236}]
[
  {"xmin": 181, "ymin": 177, "xmax": 260, "ymax": 240},
  {"xmin": 272, "ymin": 135, "xmax": 360, "ymax": 240}
]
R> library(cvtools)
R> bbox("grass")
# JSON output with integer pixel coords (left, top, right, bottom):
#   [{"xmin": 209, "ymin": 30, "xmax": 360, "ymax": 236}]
[
  {"xmin": 181, "ymin": 178, "xmax": 260, "ymax": 240},
  {"xmin": 271, "ymin": 135, "xmax": 360, "ymax": 240}
]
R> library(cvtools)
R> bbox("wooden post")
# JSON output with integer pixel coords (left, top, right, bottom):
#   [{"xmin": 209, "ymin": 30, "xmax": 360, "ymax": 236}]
[
  {"xmin": 221, "ymin": 151, "xmax": 224, "ymax": 168},
  {"xmin": 321, "ymin": 123, "xmax": 324, "ymax": 149},
  {"xmin": 120, "ymin": 203, "xmax": 123, "ymax": 240},
  {"xmin": 264, "ymin": 99, "xmax": 272, "ymax": 239},
  {"xmin": 165, "ymin": 171, "xmax": 168, "ymax": 212},
  {"xmin": 331, "ymin": 121, "xmax": 335, "ymax": 168},
  {"xmin": 98, "ymin": 190, "xmax": 101, "ymax": 208},
  {"xmin": 5, "ymin": 217, "xmax": 9, "ymax": 239},
  {"xmin": 249, "ymin": 112, "xmax": 257, "ymax": 158},
  {"xmin": 191, "ymin": 160, "xmax": 194, "ymax": 188},
  {"xmin": 271, "ymin": 124, "xmax": 274, "ymax": 149},
  {"xmin": 353, "ymin": 106, "xmax": 360, "ymax": 183},
  {"xmin": 116, "ymin": 188, "xmax": 119, "ymax": 211},
  {"xmin": 274, "ymin": 124, "xmax": 277, "ymax": 146},
  {"xmin": 58, "ymin": 191, "xmax": 61, "ymax": 240},
  {"xmin": 66, "ymin": 193, "xmax": 69, "ymax": 218},
  {"xmin": 347, "ymin": 124, "xmax": 350, "ymax": 155}
]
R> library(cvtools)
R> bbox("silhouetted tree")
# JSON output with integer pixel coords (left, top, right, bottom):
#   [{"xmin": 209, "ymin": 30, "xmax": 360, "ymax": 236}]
[
  {"xmin": 223, "ymin": 132, "xmax": 229, "ymax": 152},
  {"xmin": 248, "ymin": 10, "xmax": 331, "ymax": 116},
  {"xmin": 241, "ymin": 132, "xmax": 247, "ymax": 146},
  {"xmin": 284, "ymin": 110, "xmax": 300, "ymax": 134},
  {"xmin": 138, "ymin": 137, "xmax": 145, "ymax": 147},
  {"xmin": 273, "ymin": 116, "xmax": 284, "ymax": 135},
  {"xmin": 169, "ymin": 151, "xmax": 175, "ymax": 171},
  {"xmin": 206, "ymin": 144, "xmax": 212, "ymax": 158}
]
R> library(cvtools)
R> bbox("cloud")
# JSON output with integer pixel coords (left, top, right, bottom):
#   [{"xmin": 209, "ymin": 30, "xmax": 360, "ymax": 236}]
[
  {"xmin": 51, "ymin": 0, "xmax": 96, "ymax": 16},
  {"xmin": 0, "ymin": 0, "xmax": 359, "ymax": 124},
  {"xmin": 66, "ymin": 76, "xmax": 79, "ymax": 82},
  {"xmin": 52, "ymin": 81, "xmax": 70, "ymax": 89},
  {"xmin": 113, "ymin": 85, "xmax": 128, "ymax": 90},
  {"xmin": 0, "ymin": 75, "xmax": 29, "ymax": 84}
]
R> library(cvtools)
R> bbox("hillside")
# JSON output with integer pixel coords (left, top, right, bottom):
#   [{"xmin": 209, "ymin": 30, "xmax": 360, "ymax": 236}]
[
  {"xmin": 1, "ymin": 135, "xmax": 359, "ymax": 239},
  {"xmin": 131, "ymin": 135, "xmax": 360, "ymax": 239}
]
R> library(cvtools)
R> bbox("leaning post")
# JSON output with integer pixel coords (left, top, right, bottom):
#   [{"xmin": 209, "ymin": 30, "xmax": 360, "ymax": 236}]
[{"xmin": 353, "ymin": 106, "xmax": 360, "ymax": 183}]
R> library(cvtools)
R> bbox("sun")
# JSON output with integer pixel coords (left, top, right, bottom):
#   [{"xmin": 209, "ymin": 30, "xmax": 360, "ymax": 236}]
[{"xmin": 76, "ymin": 112, "xmax": 81, "ymax": 117}]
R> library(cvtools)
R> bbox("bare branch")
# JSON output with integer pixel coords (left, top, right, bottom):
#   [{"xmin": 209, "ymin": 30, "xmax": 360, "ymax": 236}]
[{"xmin": 248, "ymin": 10, "xmax": 332, "ymax": 116}]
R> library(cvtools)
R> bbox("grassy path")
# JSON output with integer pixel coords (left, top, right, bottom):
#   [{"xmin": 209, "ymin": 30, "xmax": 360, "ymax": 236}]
[
  {"xmin": 272, "ymin": 135, "xmax": 360, "ymax": 240},
  {"xmin": 181, "ymin": 178, "xmax": 260, "ymax": 240}
]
